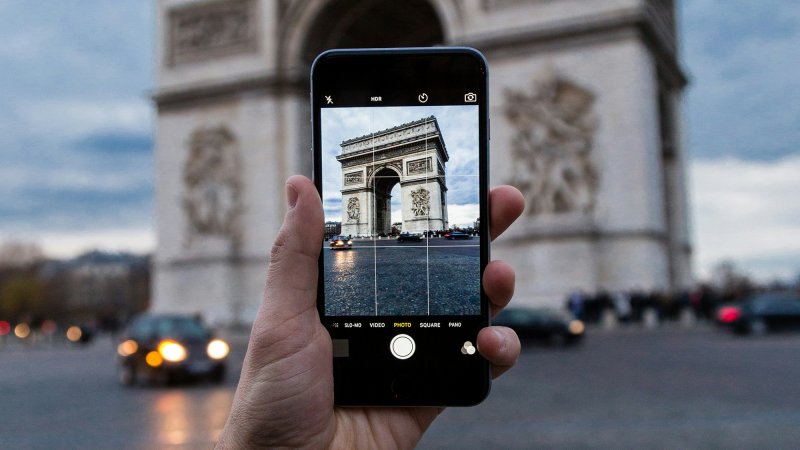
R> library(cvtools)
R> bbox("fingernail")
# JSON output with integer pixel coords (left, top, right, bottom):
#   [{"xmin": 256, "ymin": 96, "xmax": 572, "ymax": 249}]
[
  {"xmin": 493, "ymin": 328, "xmax": 507, "ymax": 354},
  {"xmin": 286, "ymin": 183, "xmax": 298, "ymax": 209}
]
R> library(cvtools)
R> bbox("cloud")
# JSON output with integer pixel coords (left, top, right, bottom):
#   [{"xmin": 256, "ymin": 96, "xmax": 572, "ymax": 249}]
[
  {"xmin": 682, "ymin": 1, "xmax": 800, "ymax": 161},
  {"xmin": 0, "ymin": 1, "xmax": 154, "ymax": 255},
  {"xmin": 690, "ymin": 155, "xmax": 800, "ymax": 281},
  {"xmin": 72, "ymin": 131, "xmax": 153, "ymax": 154},
  {"xmin": 7, "ymin": 228, "xmax": 156, "ymax": 259},
  {"xmin": 447, "ymin": 204, "xmax": 480, "ymax": 228},
  {"xmin": 7, "ymin": 99, "xmax": 152, "ymax": 143}
]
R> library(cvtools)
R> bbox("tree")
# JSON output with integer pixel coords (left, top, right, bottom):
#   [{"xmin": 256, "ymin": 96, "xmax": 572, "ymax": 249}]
[
  {"xmin": 0, "ymin": 274, "xmax": 45, "ymax": 320},
  {"xmin": 0, "ymin": 241, "xmax": 44, "ymax": 269},
  {"xmin": 711, "ymin": 259, "xmax": 753, "ymax": 301}
]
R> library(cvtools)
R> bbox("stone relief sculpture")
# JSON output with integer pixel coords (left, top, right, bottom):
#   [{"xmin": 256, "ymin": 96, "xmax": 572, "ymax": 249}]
[
  {"xmin": 346, "ymin": 197, "xmax": 360, "ymax": 222},
  {"xmin": 183, "ymin": 126, "xmax": 244, "ymax": 250},
  {"xmin": 407, "ymin": 157, "xmax": 432, "ymax": 175},
  {"xmin": 505, "ymin": 68, "xmax": 599, "ymax": 216},
  {"xmin": 169, "ymin": 0, "xmax": 257, "ymax": 66},
  {"xmin": 344, "ymin": 171, "xmax": 363, "ymax": 186},
  {"xmin": 410, "ymin": 188, "xmax": 431, "ymax": 217}
]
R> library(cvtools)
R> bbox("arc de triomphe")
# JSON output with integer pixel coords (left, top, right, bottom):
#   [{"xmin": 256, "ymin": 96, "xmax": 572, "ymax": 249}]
[
  {"xmin": 152, "ymin": 0, "xmax": 692, "ymax": 325},
  {"xmin": 338, "ymin": 116, "xmax": 448, "ymax": 237}
]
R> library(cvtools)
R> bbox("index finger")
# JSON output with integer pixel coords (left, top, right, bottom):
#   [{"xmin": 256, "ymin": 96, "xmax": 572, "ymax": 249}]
[{"xmin": 489, "ymin": 185, "xmax": 524, "ymax": 241}]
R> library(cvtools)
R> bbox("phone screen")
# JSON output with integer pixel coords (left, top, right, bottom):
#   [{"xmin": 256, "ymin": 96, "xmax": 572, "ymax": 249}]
[{"xmin": 312, "ymin": 48, "xmax": 489, "ymax": 406}]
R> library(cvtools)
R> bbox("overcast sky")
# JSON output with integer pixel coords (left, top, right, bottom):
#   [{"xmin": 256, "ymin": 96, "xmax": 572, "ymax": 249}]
[{"xmin": 0, "ymin": 1, "xmax": 798, "ymax": 281}]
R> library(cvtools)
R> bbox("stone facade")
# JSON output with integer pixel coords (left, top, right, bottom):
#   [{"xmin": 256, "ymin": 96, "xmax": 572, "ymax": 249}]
[{"xmin": 152, "ymin": 0, "xmax": 691, "ymax": 324}]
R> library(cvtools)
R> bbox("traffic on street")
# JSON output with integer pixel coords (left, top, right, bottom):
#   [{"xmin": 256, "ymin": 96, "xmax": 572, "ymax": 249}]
[{"xmin": 3, "ymin": 325, "xmax": 800, "ymax": 448}]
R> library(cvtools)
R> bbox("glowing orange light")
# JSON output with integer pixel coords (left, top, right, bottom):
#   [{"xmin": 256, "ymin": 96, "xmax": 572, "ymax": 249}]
[
  {"xmin": 14, "ymin": 323, "xmax": 31, "ymax": 339},
  {"xmin": 117, "ymin": 340, "xmax": 139, "ymax": 357},
  {"xmin": 66, "ymin": 326, "xmax": 82, "ymax": 342},
  {"xmin": 146, "ymin": 351, "xmax": 163, "ymax": 367},
  {"xmin": 568, "ymin": 320, "xmax": 585, "ymax": 335}
]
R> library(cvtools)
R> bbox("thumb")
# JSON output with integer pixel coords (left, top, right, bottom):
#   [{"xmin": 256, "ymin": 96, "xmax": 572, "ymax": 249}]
[{"xmin": 261, "ymin": 175, "xmax": 324, "ymax": 323}]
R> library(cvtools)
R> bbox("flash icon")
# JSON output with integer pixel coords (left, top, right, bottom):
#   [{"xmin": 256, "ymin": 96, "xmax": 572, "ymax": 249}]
[{"xmin": 325, "ymin": 95, "xmax": 333, "ymax": 105}]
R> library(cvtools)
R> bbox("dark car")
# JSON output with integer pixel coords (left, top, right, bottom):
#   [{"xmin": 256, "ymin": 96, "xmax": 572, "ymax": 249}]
[
  {"xmin": 329, "ymin": 235, "xmax": 353, "ymax": 250},
  {"xmin": 716, "ymin": 292, "xmax": 800, "ymax": 335},
  {"xmin": 116, "ymin": 314, "xmax": 229, "ymax": 386},
  {"xmin": 446, "ymin": 231, "xmax": 472, "ymax": 240},
  {"xmin": 493, "ymin": 307, "xmax": 585, "ymax": 346},
  {"xmin": 397, "ymin": 232, "xmax": 422, "ymax": 242}
]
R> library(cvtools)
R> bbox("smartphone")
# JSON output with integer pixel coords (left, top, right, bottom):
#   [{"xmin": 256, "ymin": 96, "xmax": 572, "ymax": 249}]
[{"xmin": 311, "ymin": 48, "xmax": 490, "ymax": 406}]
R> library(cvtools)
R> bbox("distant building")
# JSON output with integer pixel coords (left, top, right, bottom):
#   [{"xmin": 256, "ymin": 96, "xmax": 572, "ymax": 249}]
[
  {"xmin": 324, "ymin": 221, "xmax": 341, "ymax": 239},
  {"xmin": 42, "ymin": 251, "xmax": 150, "ymax": 324}
]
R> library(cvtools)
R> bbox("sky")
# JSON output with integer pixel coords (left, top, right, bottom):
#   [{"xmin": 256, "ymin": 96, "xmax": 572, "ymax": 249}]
[
  {"xmin": 0, "ymin": 1, "xmax": 798, "ymax": 281},
  {"xmin": 320, "ymin": 106, "xmax": 480, "ymax": 228}
]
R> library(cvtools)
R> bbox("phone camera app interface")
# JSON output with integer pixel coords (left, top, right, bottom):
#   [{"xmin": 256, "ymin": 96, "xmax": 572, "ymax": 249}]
[{"xmin": 321, "ymin": 105, "xmax": 481, "ymax": 317}]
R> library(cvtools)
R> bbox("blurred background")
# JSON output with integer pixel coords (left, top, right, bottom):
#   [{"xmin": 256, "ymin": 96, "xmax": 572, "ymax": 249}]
[{"xmin": 1, "ymin": 1, "xmax": 799, "ymax": 448}]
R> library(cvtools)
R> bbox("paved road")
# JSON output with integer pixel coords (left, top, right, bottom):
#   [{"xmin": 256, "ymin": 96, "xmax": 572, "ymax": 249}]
[
  {"xmin": 323, "ymin": 237, "xmax": 481, "ymax": 316},
  {"xmin": 421, "ymin": 326, "xmax": 800, "ymax": 449},
  {"xmin": 0, "ymin": 335, "xmax": 246, "ymax": 449},
  {"xmin": 2, "ymin": 326, "xmax": 800, "ymax": 449}
]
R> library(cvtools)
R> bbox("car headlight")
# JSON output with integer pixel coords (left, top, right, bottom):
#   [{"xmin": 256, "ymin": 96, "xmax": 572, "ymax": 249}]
[
  {"xmin": 117, "ymin": 339, "xmax": 139, "ymax": 357},
  {"xmin": 158, "ymin": 340, "xmax": 187, "ymax": 362},
  {"xmin": 207, "ymin": 339, "xmax": 230, "ymax": 360},
  {"xmin": 568, "ymin": 320, "xmax": 585, "ymax": 335}
]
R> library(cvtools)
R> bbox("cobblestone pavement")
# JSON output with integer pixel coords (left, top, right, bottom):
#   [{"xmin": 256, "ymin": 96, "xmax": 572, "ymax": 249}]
[
  {"xmin": 323, "ymin": 237, "xmax": 481, "ymax": 316},
  {"xmin": 2, "ymin": 325, "xmax": 800, "ymax": 448}
]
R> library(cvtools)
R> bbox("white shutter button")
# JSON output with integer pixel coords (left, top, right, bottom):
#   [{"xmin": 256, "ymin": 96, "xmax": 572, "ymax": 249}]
[{"xmin": 390, "ymin": 334, "xmax": 415, "ymax": 360}]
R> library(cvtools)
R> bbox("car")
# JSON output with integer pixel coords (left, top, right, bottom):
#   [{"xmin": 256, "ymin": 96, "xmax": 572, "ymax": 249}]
[
  {"xmin": 716, "ymin": 292, "xmax": 800, "ymax": 335},
  {"xmin": 329, "ymin": 235, "xmax": 353, "ymax": 250},
  {"xmin": 493, "ymin": 307, "xmax": 585, "ymax": 346},
  {"xmin": 397, "ymin": 232, "xmax": 422, "ymax": 242},
  {"xmin": 116, "ymin": 314, "xmax": 229, "ymax": 386},
  {"xmin": 446, "ymin": 231, "xmax": 472, "ymax": 240}
]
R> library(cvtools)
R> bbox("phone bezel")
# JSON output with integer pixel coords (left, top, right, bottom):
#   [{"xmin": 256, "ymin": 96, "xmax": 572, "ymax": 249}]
[{"xmin": 311, "ymin": 47, "xmax": 491, "ymax": 406}]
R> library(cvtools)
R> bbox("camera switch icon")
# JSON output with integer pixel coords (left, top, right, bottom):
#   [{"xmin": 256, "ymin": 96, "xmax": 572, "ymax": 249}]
[
  {"xmin": 461, "ymin": 341, "xmax": 476, "ymax": 355},
  {"xmin": 464, "ymin": 92, "xmax": 477, "ymax": 103}
]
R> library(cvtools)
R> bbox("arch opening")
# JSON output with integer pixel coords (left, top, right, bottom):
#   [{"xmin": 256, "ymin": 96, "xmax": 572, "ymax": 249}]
[
  {"xmin": 372, "ymin": 167, "xmax": 401, "ymax": 236},
  {"xmin": 301, "ymin": 0, "xmax": 444, "ymax": 65}
]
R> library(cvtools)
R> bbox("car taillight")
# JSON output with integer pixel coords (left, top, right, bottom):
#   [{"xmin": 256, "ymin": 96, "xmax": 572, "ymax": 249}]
[{"xmin": 718, "ymin": 306, "xmax": 741, "ymax": 323}]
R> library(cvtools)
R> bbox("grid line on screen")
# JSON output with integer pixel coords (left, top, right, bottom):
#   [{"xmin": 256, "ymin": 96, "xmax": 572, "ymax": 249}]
[
  {"xmin": 324, "ymin": 107, "xmax": 481, "ymax": 317},
  {"xmin": 371, "ymin": 120, "xmax": 378, "ymax": 316}
]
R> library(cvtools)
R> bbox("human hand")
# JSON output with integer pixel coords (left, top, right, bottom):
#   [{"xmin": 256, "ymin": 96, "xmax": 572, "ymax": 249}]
[{"xmin": 216, "ymin": 175, "xmax": 524, "ymax": 449}]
